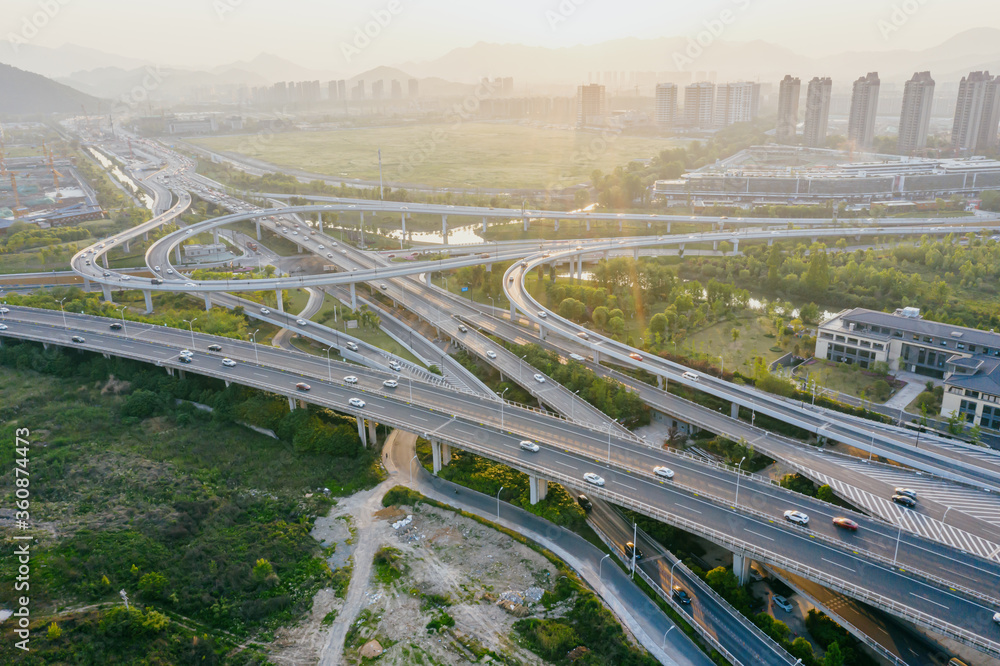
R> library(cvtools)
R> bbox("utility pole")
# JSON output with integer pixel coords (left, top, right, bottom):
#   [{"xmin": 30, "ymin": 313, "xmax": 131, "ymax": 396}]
[{"xmin": 378, "ymin": 148, "xmax": 384, "ymax": 202}]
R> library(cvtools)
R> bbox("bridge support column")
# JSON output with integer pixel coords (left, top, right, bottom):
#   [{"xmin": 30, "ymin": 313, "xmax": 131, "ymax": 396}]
[
  {"xmin": 667, "ymin": 221, "xmax": 671, "ymax": 233},
  {"xmin": 175, "ymin": 245, "xmax": 181, "ymax": 265},
  {"xmin": 143, "ymin": 290, "xmax": 153, "ymax": 313},
  {"xmin": 523, "ymin": 216, "xmax": 528, "ymax": 232},
  {"xmin": 349, "ymin": 283, "xmax": 357, "ymax": 310},
  {"xmin": 298, "ymin": 242, "xmax": 303, "ymax": 254},
  {"xmin": 255, "ymin": 219, "xmax": 262, "ymax": 240},
  {"xmin": 731, "ymin": 402, "xmax": 740, "ymax": 419},
  {"xmin": 619, "ymin": 219, "xmax": 623, "ymax": 231},
  {"xmin": 143, "ymin": 231, "xmax": 149, "ymax": 241},
  {"xmin": 733, "ymin": 552, "xmax": 751, "ymax": 586},
  {"xmin": 603, "ymin": 250, "xmax": 609, "ymax": 261},
  {"xmin": 123, "ymin": 239, "xmax": 130, "ymax": 253},
  {"xmin": 713, "ymin": 241, "xmax": 719, "ymax": 251},
  {"xmin": 441, "ymin": 215, "xmax": 448, "ymax": 245},
  {"xmin": 275, "ymin": 289, "xmax": 284, "ymax": 312},
  {"xmin": 204, "ymin": 293, "xmax": 212, "ymax": 311},
  {"xmin": 539, "ymin": 326, "xmax": 547, "ymax": 341},
  {"xmin": 357, "ymin": 416, "xmax": 367, "ymax": 447},
  {"xmin": 368, "ymin": 418, "xmax": 377, "ymax": 445},
  {"xmin": 225, "ymin": 380, "xmax": 231, "ymax": 387},
  {"xmin": 401, "ymin": 212, "xmax": 406, "ymax": 238},
  {"xmin": 767, "ymin": 238, "xmax": 774, "ymax": 246},
  {"xmin": 482, "ymin": 217, "xmax": 487, "ymax": 233},
  {"xmin": 213, "ymin": 229, "xmax": 220, "ymax": 245},
  {"xmin": 657, "ymin": 375, "xmax": 665, "ymax": 390},
  {"xmin": 288, "ymin": 396, "xmax": 296, "ymax": 411},
  {"xmin": 586, "ymin": 219, "xmax": 591, "ymax": 231},
  {"xmin": 732, "ymin": 239, "xmax": 739, "ymax": 254},
  {"xmin": 592, "ymin": 349, "xmax": 600, "ymax": 364},
  {"xmin": 178, "ymin": 369, "xmax": 186, "ymax": 380},
  {"xmin": 554, "ymin": 218, "xmax": 559, "ymax": 232},
  {"xmin": 633, "ymin": 247, "xmax": 639, "ymax": 261},
  {"xmin": 102, "ymin": 254, "xmax": 109, "ymax": 269},
  {"xmin": 678, "ymin": 243, "xmax": 685, "ymax": 256},
  {"xmin": 42, "ymin": 342, "xmax": 50, "ymax": 350},
  {"xmin": 529, "ymin": 475, "xmax": 548, "ymax": 504},
  {"xmin": 431, "ymin": 440, "xmax": 446, "ymax": 475},
  {"xmin": 84, "ymin": 277, "xmax": 91, "ymax": 291},
  {"xmin": 101, "ymin": 284, "xmax": 113, "ymax": 303},
  {"xmin": 424, "ymin": 272, "xmax": 431, "ymax": 287},
  {"xmin": 509, "ymin": 301, "xmax": 516, "ymax": 320},
  {"xmin": 165, "ymin": 366, "xmax": 174, "ymax": 377}
]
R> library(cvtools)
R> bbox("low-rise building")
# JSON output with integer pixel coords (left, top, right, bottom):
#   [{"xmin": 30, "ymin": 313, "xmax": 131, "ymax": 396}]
[{"xmin": 816, "ymin": 307, "xmax": 1000, "ymax": 430}]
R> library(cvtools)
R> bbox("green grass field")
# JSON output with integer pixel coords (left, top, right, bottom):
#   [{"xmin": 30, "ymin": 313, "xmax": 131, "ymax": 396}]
[{"xmin": 193, "ymin": 123, "xmax": 682, "ymax": 190}]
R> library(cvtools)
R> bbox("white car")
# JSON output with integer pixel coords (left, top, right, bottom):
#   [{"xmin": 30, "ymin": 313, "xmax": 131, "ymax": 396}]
[
  {"xmin": 0, "ymin": 307, "xmax": 9, "ymax": 314},
  {"xmin": 349, "ymin": 398, "xmax": 366, "ymax": 408},
  {"xmin": 122, "ymin": 275, "xmax": 132, "ymax": 281},
  {"xmin": 154, "ymin": 265, "xmax": 161, "ymax": 271},
  {"xmin": 179, "ymin": 349, "xmax": 194, "ymax": 357},
  {"xmin": 682, "ymin": 371, "xmax": 700, "ymax": 381},
  {"xmin": 533, "ymin": 374, "xmax": 546, "ymax": 383},
  {"xmin": 993, "ymin": 611, "xmax": 1000, "ymax": 625},
  {"xmin": 519, "ymin": 440, "xmax": 540, "ymax": 453},
  {"xmin": 260, "ymin": 308, "xmax": 271, "ymax": 315},
  {"xmin": 388, "ymin": 361, "xmax": 402, "ymax": 371},
  {"xmin": 772, "ymin": 595, "xmax": 793, "ymax": 612},
  {"xmin": 894, "ymin": 487, "xmax": 917, "ymax": 499},
  {"xmin": 296, "ymin": 319, "xmax": 307, "ymax": 326},
  {"xmin": 318, "ymin": 245, "xmax": 325, "ymax": 250},
  {"xmin": 221, "ymin": 358, "xmax": 237, "ymax": 367},
  {"xmin": 383, "ymin": 380, "xmax": 398, "ymax": 388},
  {"xmin": 0, "ymin": 323, "xmax": 7, "ymax": 330},
  {"xmin": 783, "ymin": 510, "xmax": 810, "ymax": 526},
  {"xmin": 584, "ymin": 472, "xmax": 605, "ymax": 487},
  {"xmin": 185, "ymin": 282, "xmax": 196, "ymax": 287},
  {"xmin": 185, "ymin": 229, "xmax": 192, "ymax": 234},
  {"xmin": 654, "ymin": 466, "xmax": 675, "ymax": 479},
  {"xmin": 345, "ymin": 342, "xmax": 359, "ymax": 352},
  {"xmin": 537, "ymin": 311, "xmax": 548, "ymax": 318},
  {"xmin": 166, "ymin": 269, "xmax": 174, "ymax": 274},
  {"xmin": 486, "ymin": 350, "xmax": 497, "ymax": 359},
  {"xmin": 345, "ymin": 376, "xmax": 359, "ymax": 384}
]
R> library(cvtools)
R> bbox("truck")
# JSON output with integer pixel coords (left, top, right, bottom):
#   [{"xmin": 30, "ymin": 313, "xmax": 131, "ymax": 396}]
[{"xmin": 245, "ymin": 241, "xmax": 258, "ymax": 252}]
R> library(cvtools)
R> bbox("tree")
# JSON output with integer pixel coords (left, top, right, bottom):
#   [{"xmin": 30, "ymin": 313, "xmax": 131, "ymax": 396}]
[
  {"xmin": 263, "ymin": 264, "xmax": 277, "ymax": 277},
  {"xmin": 138, "ymin": 571, "xmax": 168, "ymax": 600},
  {"xmin": 121, "ymin": 389, "xmax": 161, "ymax": 419},
  {"xmin": 47, "ymin": 622, "xmax": 62, "ymax": 640},
  {"xmin": 824, "ymin": 641, "xmax": 846, "ymax": 666},
  {"xmin": 592, "ymin": 306, "xmax": 609, "ymax": 329},
  {"xmin": 650, "ymin": 313, "xmax": 667, "ymax": 335},
  {"xmin": 816, "ymin": 485, "xmax": 836, "ymax": 503},
  {"xmin": 790, "ymin": 636, "xmax": 814, "ymax": 662},
  {"xmin": 799, "ymin": 302, "xmax": 820, "ymax": 325}
]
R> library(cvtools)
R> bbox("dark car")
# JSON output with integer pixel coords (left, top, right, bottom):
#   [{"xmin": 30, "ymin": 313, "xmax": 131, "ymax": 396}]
[
  {"xmin": 892, "ymin": 494, "xmax": 916, "ymax": 508},
  {"xmin": 178, "ymin": 355, "xmax": 192, "ymax": 363},
  {"xmin": 109, "ymin": 323, "xmax": 123, "ymax": 331},
  {"xmin": 71, "ymin": 336, "xmax": 86, "ymax": 343},
  {"xmin": 207, "ymin": 344, "xmax": 222, "ymax": 352},
  {"xmin": 624, "ymin": 542, "xmax": 643, "ymax": 561},
  {"xmin": 672, "ymin": 586, "xmax": 692, "ymax": 605},
  {"xmin": 577, "ymin": 494, "xmax": 593, "ymax": 512}
]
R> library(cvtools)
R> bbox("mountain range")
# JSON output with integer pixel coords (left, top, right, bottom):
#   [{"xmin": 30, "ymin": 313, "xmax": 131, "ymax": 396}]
[{"xmin": 0, "ymin": 62, "xmax": 99, "ymax": 116}]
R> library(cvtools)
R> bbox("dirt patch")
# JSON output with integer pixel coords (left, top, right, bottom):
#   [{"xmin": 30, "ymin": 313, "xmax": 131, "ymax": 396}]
[
  {"xmin": 373, "ymin": 506, "xmax": 406, "ymax": 521},
  {"xmin": 100, "ymin": 375, "xmax": 131, "ymax": 395},
  {"xmin": 339, "ymin": 501, "xmax": 557, "ymax": 665}
]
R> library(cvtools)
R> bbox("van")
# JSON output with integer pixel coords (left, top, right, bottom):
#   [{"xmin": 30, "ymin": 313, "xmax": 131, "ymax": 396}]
[
  {"xmin": 577, "ymin": 331, "xmax": 590, "ymax": 340},
  {"xmin": 151, "ymin": 278, "xmax": 163, "ymax": 285},
  {"xmin": 345, "ymin": 342, "xmax": 359, "ymax": 352},
  {"xmin": 682, "ymin": 371, "xmax": 699, "ymax": 381},
  {"xmin": 569, "ymin": 353, "xmax": 586, "ymax": 362}
]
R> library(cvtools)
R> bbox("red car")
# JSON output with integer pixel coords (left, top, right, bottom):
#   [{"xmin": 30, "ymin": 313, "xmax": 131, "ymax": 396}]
[
  {"xmin": 832, "ymin": 517, "xmax": 859, "ymax": 531},
  {"xmin": 295, "ymin": 383, "xmax": 311, "ymax": 392},
  {"xmin": 629, "ymin": 353, "xmax": 643, "ymax": 361}
]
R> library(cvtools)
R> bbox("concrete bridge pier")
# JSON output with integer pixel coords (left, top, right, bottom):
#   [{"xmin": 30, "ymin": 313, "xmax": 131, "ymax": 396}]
[
  {"xmin": 482, "ymin": 217, "xmax": 487, "ymax": 233},
  {"xmin": 509, "ymin": 301, "xmax": 516, "ymax": 320},
  {"xmin": 442, "ymin": 215, "xmax": 448, "ymax": 245},
  {"xmin": 143, "ymin": 290, "xmax": 153, "ymax": 314},
  {"xmin": 84, "ymin": 277, "xmax": 91, "ymax": 291},
  {"xmin": 349, "ymin": 283, "xmax": 357, "ymax": 310},
  {"xmin": 657, "ymin": 375, "xmax": 666, "ymax": 391},
  {"xmin": 213, "ymin": 229, "xmax": 220, "ymax": 245},
  {"xmin": 204, "ymin": 293, "xmax": 212, "ymax": 311},
  {"xmin": 767, "ymin": 238, "xmax": 774, "ymax": 246},
  {"xmin": 733, "ymin": 552, "xmax": 752, "ymax": 585},
  {"xmin": 431, "ymin": 440, "xmax": 452, "ymax": 475},
  {"xmin": 732, "ymin": 239, "xmax": 739, "ymax": 254},
  {"xmin": 523, "ymin": 216, "xmax": 528, "ymax": 232},
  {"xmin": 175, "ymin": 245, "xmax": 182, "ymax": 265},
  {"xmin": 554, "ymin": 218, "xmax": 559, "ymax": 232},
  {"xmin": 255, "ymin": 218, "xmax": 262, "ymax": 240},
  {"xmin": 678, "ymin": 243, "xmax": 685, "ymax": 256},
  {"xmin": 288, "ymin": 396, "xmax": 297, "ymax": 411},
  {"xmin": 225, "ymin": 380, "xmax": 231, "ymax": 388},
  {"xmin": 102, "ymin": 254, "xmax": 109, "ymax": 269},
  {"xmin": 401, "ymin": 212, "xmax": 406, "ymax": 238},
  {"xmin": 633, "ymin": 247, "xmax": 639, "ymax": 261},
  {"xmin": 603, "ymin": 250, "xmax": 609, "ymax": 261},
  {"xmin": 101, "ymin": 284, "xmax": 113, "ymax": 303},
  {"xmin": 275, "ymin": 289, "xmax": 284, "ymax": 312},
  {"xmin": 424, "ymin": 272, "xmax": 432, "ymax": 287},
  {"xmin": 368, "ymin": 419, "xmax": 377, "ymax": 446},
  {"xmin": 123, "ymin": 239, "xmax": 130, "ymax": 253},
  {"xmin": 357, "ymin": 416, "xmax": 367, "ymax": 447},
  {"xmin": 713, "ymin": 241, "xmax": 719, "ymax": 251},
  {"xmin": 619, "ymin": 219, "xmax": 623, "ymax": 231},
  {"xmin": 667, "ymin": 221, "xmax": 671, "ymax": 233},
  {"xmin": 731, "ymin": 402, "xmax": 740, "ymax": 419},
  {"xmin": 538, "ymin": 326, "xmax": 547, "ymax": 341},
  {"xmin": 586, "ymin": 219, "xmax": 591, "ymax": 231},
  {"xmin": 143, "ymin": 231, "xmax": 149, "ymax": 242},
  {"xmin": 529, "ymin": 475, "xmax": 548, "ymax": 504},
  {"xmin": 42, "ymin": 342, "xmax": 50, "ymax": 350},
  {"xmin": 178, "ymin": 369, "xmax": 186, "ymax": 380}
]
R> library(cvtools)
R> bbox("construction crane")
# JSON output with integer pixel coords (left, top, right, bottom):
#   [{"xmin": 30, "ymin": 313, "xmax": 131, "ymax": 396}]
[
  {"xmin": 0, "ymin": 125, "xmax": 7, "ymax": 177},
  {"xmin": 43, "ymin": 142, "xmax": 63, "ymax": 195},
  {"xmin": 9, "ymin": 172, "xmax": 23, "ymax": 218}
]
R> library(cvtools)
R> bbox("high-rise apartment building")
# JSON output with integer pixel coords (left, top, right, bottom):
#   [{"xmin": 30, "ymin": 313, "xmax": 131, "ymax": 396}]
[
  {"xmin": 577, "ymin": 84, "xmax": 608, "ymax": 127},
  {"xmin": 897, "ymin": 71, "xmax": 935, "ymax": 153},
  {"xmin": 655, "ymin": 83, "xmax": 678, "ymax": 127},
  {"xmin": 408, "ymin": 79, "xmax": 419, "ymax": 97},
  {"xmin": 713, "ymin": 81, "xmax": 761, "ymax": 127},
  {"xmin": 683, "ymin": 81, "xmax": 715, "ymax": 128},
  {"xmin": 776, "ymin": 75, "xmax": 801, "ymax": 142},
  {"xmin": 847, "ymin": 72, "xmax": 881, "ymax": 148},
  {"xmin": 391, "ymin": 80, "xmax": 402, "ymax": 99},
  {"xmin": 337, "ymin": 80, "xmax": 347, "ymax": 101},
  {"xmin": 951, "ymin": 71, "xmax": 1000, "ymax": 154},
  {"xmin": 802, "ymin": 77, "xmax": 832, "ymax": 147}
]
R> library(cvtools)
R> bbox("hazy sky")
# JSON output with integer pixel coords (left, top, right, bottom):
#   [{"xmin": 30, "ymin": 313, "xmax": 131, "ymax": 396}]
[{"xmin": 4, "ymin": 0, "xmax": 998, "ymax": 72}]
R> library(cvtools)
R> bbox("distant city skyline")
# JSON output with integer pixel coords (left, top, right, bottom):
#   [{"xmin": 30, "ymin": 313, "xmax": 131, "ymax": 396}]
[{"xmin": 2, "ymin": 0, "xmax": 999, "ymax": 73}]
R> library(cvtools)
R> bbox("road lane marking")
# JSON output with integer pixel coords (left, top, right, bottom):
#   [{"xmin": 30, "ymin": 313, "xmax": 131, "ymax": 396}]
[
  {"xmin": 821, "ymin": 558, "xmax": 855, "ymax": 573},
  {"xmin": 617, "ymin": 482, "xmax": 637, "ymax": 491},
  {"xmin": 675, "ymin": 505, "xmax": 702, "ymax": 514},
  {"xmin": 909, "ymin": 592, "xmax": 948, "ymax": 610},
  {"xmin": 744, "ymin": 529, "xmax": 774, "ymax": 541}
]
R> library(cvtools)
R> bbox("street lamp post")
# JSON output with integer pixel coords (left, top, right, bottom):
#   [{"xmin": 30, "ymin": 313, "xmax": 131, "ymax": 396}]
[
  {"xmin": 409, "ymin": 454, "xmax": 418, "ymax": 483},
  {"xmin": 520, "ymin": 354, "xmax": 527, "ymax": 379},
  {"xmin": 500, "ymin": 387, "xmax": 509, "ymax": 430},
  {"xmin": 182, "ymin": 317, "xmax": 197, "ymax": 348},
  {"xmin": 599, "ymin": 553, "xmax": 610, "ymax": 581},
  {"xmin": 496, "ymin": 486, "xmax": 504, "ymax": 519},
  {"xmin": 571, "ymin": 389, "xmax": 580, "ymax": 421},
  {"xmin": 249, "ymin": 328, "xmax": 260, "ymax": 364},
  {"xmin": 868, "ymin": 433, "xmax": 875, "ymax": 462},
  {"xmin": 325, "ymin": 346, "xmax": 334, "ymax": 381},
  {"xmin": 669, "ymin": 559, "xmax": 681, "ymax": 591},
  {"xmin": 58, "ymin": 298, "xmax": 68, "ymax": 330},
  {"xmin": 942, "ymin": 506, "xmax": 954, "ymax": 524},
  {"xmin": 718, "ymin": 355, "xmax": 724, "ymax": 377},
  {"xmin": 662, "ymin": 626, "xmax": 675, "ymax": 648},
  {"xmin": 893, "ymin": 521, "xmax": 903, "ymax": 564},
  {"xmin": 734, "ymin": 456, "xmax": 746, "ymax": 506},
  {"xmin": 116, "ymin": 305, "xmax": 128, "ymax": 336}
]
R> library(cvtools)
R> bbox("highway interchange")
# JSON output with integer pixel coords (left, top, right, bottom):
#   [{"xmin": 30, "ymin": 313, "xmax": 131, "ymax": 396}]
[{"xmin": 6, "ymin": 132, "xmax": 1000, "ymax": 661}]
